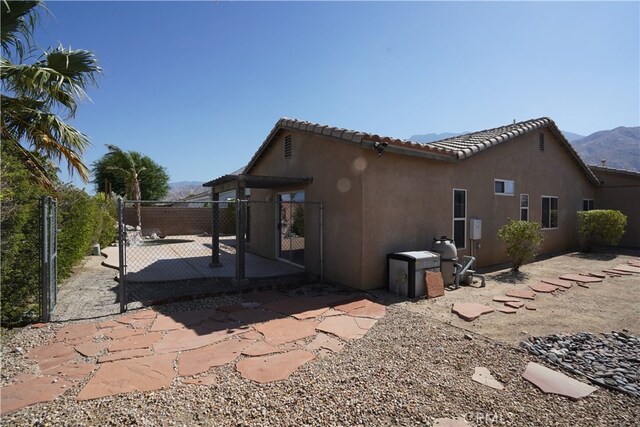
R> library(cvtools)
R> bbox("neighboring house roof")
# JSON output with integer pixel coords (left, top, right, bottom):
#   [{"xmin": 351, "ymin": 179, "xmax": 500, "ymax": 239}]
[
  {"xmin": 588, "ymin": 165, "xmax": 640, "ymax": 178},
  {"xmin": 242, "ymin": 117, "xmax": 600, "ymax": 185}
]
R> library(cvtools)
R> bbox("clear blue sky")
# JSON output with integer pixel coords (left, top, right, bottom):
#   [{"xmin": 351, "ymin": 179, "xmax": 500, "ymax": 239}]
[{"xmin": 33, "ymin": 1, "xmax": 640, "ymax": 189}]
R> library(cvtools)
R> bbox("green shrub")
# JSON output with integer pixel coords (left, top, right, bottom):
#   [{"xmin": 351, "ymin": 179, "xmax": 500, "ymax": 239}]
[
  {"xmin": 91, "ymin": 194, "xmax": 117, "ymax": 248},
  {"xmin": 577, "ymin": 210, "xmax": 627, "ymax": 252},
  {"xmin": 292, "ymin": 205, "xmax": 305, "ymax": 237},
  {"xmin": 497, "ymin": 219, "xmax": 544, "ymax": 271}
]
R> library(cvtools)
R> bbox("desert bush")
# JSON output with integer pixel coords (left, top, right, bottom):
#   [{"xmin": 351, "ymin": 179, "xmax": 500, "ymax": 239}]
[
  {"xmin": 497, "ymin": 219, "xmax": 544, "ymax": 271},
  {"xmin": 577, "ymin": 210, "xmax": 627, "ymax": 252}
]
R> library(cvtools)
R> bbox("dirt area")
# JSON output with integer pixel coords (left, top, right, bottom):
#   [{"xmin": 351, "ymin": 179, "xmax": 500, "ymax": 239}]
[{"xmin": 390, "ymin": 252, "xmax": 640, "ymax": 345}]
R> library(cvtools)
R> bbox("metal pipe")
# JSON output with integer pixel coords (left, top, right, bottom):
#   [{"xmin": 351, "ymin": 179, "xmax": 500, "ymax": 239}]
[{"xmin": 455, "ymin": 256, "xmax": 476, "ymax": 288}]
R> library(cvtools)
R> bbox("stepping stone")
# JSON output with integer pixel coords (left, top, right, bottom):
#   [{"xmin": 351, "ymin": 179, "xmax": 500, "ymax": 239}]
[
  {"xmin": 97, "ymin": 320, "xmax": 123, "ymax": 329},
  {"xmin": 541, "ymin": 278, "xmax": 572, "ymax": 289},
  {"xmin": 150, "ymin": 310, "xmax": 217, "ymax": 331},
  {"xmin": 242, "ymin": 341, "xmax": 295, "ymax": 357},
  {"xmin": 333, "ymin": 298, "xmax": 374, "ymax": 314},
  {"xmin": 77, "ymin": 353, "xmax": 176, "ymax": 401},
  {"xmin": 316, "ymin": 315, "xmax": 370, "ymax": 340},
  {"xmin": 451, "ymin": 303, "xmax": 494, "ymax": 322},
  {"xmin": 321, "ymin": 308, "xmax": 344, "ymax": 317},
  {"xmin": 628, "ymin": 260, "xmax": 640, "ymax": 267},
  {"xmin": 264, "ymin": 295, "xmax": 345, "ymax": 318},
  {"xmin": 505, "ymin": 289, "xmax": 536, "ymax": 300},
  {"xmin": 522, "ymin": 362, "xmax": 597, "ymax": 400},
  {"xmin": 235, "ymin": 349, "xmax": 315, "ymax": 383},
  {"xmin": 27, "ymin": 342, "xmax": 77, "ymax": 371},
  {"xmin": 74, "ymin": 341, "xmax": 110, "ymax": 357},
  {"xmin": 254, "ymin": 317, "xmax": 318, "ymax": 346},
  {"xmin": 492, "ymin": 296, "xmax": 521, "ymax": 303},
  {"xmin": 104, "ymin": 327, "xmax": 146, "ymax": 340},
  {"xmin": 578, "ymin": 283, "xmax": 590, "ymax": 289},
  {"xmin": 344, "ymin": 301, "xmax": 386, "ymax": 319},
  {"xmin": 108, "ymin": 331, "xmax": 163, "ymax": 352},
  {"xmin": 498, "ymin": 307, "xmax": 517, "ymax": 314},
  {"xmin": 525, "ymin": 305, "xmax": 537, "ymax": 311},
  {"xmin": 472, "ymin": 366, "xmax": 504, "ymax": 390},
  {"xmin": 240, "ymin": 330, "xmax": 264, "ymax": 341},
  {"xmin": 42, "ymin": 363, "xmax": 95, "ymax": 382},
  {"xmin": 230, "ymin": 309, "xmax": 282, "ymax": 325},
  {"xmin": 1, "ymin": 375, "xmax": 71, "ymax": 415},
  {"xmin": 183, "ymin": 375, "xmax": 217, "ymax": 386},
  {"xmin": 55, "ymin": 323, "xmax": 97, "ymax": 342},
  {"xmin": 154, "ymin": 321, "xmax": 248, "ymax": 353},
  {"xmin": 529, "ymin": 282, "xmax": 558, "ymax": 293},
  {"xmin": 505, "ymin": 301, "xmax": 524, "ymax": 309},
  {"xmin": 305, "ymin": 333, "xmax": 345, "ymax": 353},
  {"xmin": 612, "ymin": 264, "xmax": 640, "ymax": 274},
  {"xmin": 98, "ymin": 348, "xmax": 153, "ymax": 363},
  {"xmin": 581, "ymin": 272, "xmax": 606, "ymax": 279},
  {"xmin": 603, "ymin": 269, "xmax": 631, "ymax": 276},
  {"xmin": 178, "ymin": 339, "xmax": 250, "ymax": 376},
  {"xmin": 354, "ymin": 317, "xmax": 377, "ymax": 331},
  {"xmin": 559, "ymin": 274, "xmax": 602, "ymax": 283}
]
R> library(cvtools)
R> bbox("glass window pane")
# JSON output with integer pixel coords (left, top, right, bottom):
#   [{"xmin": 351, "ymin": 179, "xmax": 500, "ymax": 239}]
[
  {"xmin": 520, "ymin": 194, "xmax": 528, "ymax": 208},
  {"xmin": 542, "ymin": 197, "xmax": 550, "ymax": 228},
  {"xmin": 520, "ymin": 208, "xmax": 528, "ymax": 221},
  {"xmin": 505, "ymin": 181, "xmax": 515, "ymax": 195},
  {"xmin": 550, "ymin": 198, "xmax": 558, "ymax": 228},
  {"xmin": 454, "ymin": 219, "xmax": 465, "ymax": 248},
  {"xmin": 454, "ymin": 190, "xmax": 465, "ymax": 218},
  {"xmin": 495, "ymin": 181, "xmax": 504, "ymax": 193}
]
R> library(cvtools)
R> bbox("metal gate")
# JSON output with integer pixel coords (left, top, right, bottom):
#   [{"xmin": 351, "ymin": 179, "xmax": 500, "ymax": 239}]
[{"xmin": 40, "ymin": 196, "xmax": 58, "ymax": 322}]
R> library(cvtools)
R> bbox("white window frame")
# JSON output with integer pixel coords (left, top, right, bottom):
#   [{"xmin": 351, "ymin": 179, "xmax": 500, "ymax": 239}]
[
  {"xmin": 452, "ymin": 189, "xmax": 467, "ymax": 250},
  {"xmin": 494, "ymin": 179, "xmax": 515, "ymax": 196},
  {"xmin": 582, "ymin": 199, "xmax": 595, "ymax": 211},
  {"xmin": 520, "ymin": 194, "xmax": 529, "ymax": 221},
  {"xmin": 541, "ymin": 195, "xmax": 559, "ymax": 229}
]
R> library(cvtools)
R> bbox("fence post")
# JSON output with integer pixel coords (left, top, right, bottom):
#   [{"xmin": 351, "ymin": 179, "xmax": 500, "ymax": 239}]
[
  {"xmin": 236, "ymin": 200, "xmax": 246, "ymax": 281},
  {"xmin": 117, "ymin": 197, "xmax": 127, "ymax": 313},
  {"xmin": 40, "ymin": 196, "xmax": 50, "ymax": 322},
  {"xmin": 211, "ymin": 191, "xmax": 221, "ymax": 266},
  {"xmin": 319, "ymin": 202, "xmax": 324, "ymax": 284}
]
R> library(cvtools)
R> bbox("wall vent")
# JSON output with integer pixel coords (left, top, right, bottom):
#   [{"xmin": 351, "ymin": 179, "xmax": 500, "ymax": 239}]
[
  {"xmin": 539, "ymin": 133, "xmax": 545, "ymax": 151},
  {"xmin": 284, "ymin": 135, "xmax": 292, "ymax": 158}
]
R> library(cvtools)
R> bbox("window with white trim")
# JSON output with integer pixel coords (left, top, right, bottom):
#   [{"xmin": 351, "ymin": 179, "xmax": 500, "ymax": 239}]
[
  {"xmin": 542, "ymin": 196, "xmax": 558, "ymax": 229},
  {"xmin": 520, "ymin": 194, "xmax": 529, "ymax": 221},
  {"xmin": 582, "ymin": 199, "xmax": 595, "ymax": 211},
  {"xmin": 453, "ymin": 189, "xmax": 467, "ymax": 249},
  {"xmin": 494, "ymin": 179, "xmax": 515, "ymax": 196}
]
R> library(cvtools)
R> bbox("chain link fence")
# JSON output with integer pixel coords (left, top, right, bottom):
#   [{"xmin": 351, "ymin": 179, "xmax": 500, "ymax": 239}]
[{"xmin": 117, "ymin": 198, "xmax": 322, "ymax": 310}]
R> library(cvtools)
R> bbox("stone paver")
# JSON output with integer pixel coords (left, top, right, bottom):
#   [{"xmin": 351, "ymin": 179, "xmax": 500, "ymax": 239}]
[
  {"xmin": 178, "ymin": 339, "xmax": 250, "ymax": 376},
  {"xmin": 505, "ymin": 301, "xmax": 524, "ymax": 309},
  {"xmin": 27, "ymin": 342, "xmax": 77, "ymax": 371},
  {"xmin": 74, "ymin": 341, "xmax": 110, "ymax": 357},
  {"xmin": 472, "ymin": 366, "xmax": 504, "ymax": 390},
  {"xmin": 529, "ymin": 282, "xmax": 559, "ymax": 293},
  {"xmin": 154, "ymin": 322, "xmax": 249, "ymax": 354},
  {"xmin": 104, "ymin": 327, "xmax": 146, "ymax": 340},
  {"xmin": 254, "ymin": 317, "xmax": 318, "ymax": 346},
  {"xmin": 77, "ymin": 353, "xmax": 176, "ymax": 401},
  {"xmin": 316, "ymin": 315, "xmax": 369, "ymax": 340},
  {"xmin": 505, "ymin": 289, "xmax": 536, "ymax": 300},
  {"xmin": 522, "ymin": 361, "xmax": 597, "ymax": 400},
  {"xmin": 305, "ymin": 332, "xmax": 345, "ymax": 353},
  {"xmin": 451, "ymin": 303, "xmax": 494, "ymax": 322},
  {"xmin": 151, "ymin": 310, "xmax": 216, "ymax": 331},
  {"xmin": 1, "ymin": 375, "xmax": 71, "ymax": 415},
  {"xmin": 236, "ymin": 350, "xmax": 315, "ymax": 383},
  {"xmin": 230, "ymin": 308, "xmax": 282, "ymax": 325},
  {"xmin": 498, "ymin": 307, "xmax": 518, "ymax": 314},
  {"xmin": 559, "ymin": 274, "xmax": 602, "ymax": 283},
  {"xmin": 42, "ymin": 363, "xmax": 96, "ymax": 382},
  {"xmin": 541, "ymin": 278, "xmax": 572, "ymax": 289},
  {"xmin": 98, "ymin": 348, "xmax": 153, "ymax": 363},
  {"xmin": 492, "ymin": 296, "xmax": 521, "ymax": 303},
  {"xmin": 183, "ymin": 375, "xmax": 218, "ymax": 386},
  {"xmin": 55, "ymin": 323, "xmax": 97, "ymax": 342},
  {"xmin": 108, "ymin": 331, "xmax": 163, "ymax": 352},
  {"xmin": 612, "ymin": 264, "xmax": 640, "ymax": 274}
]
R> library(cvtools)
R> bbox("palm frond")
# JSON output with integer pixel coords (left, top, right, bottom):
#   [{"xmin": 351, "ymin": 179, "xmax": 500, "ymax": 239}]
[{"xmin": 1, "ymin": 0, "xmax": 41, "ymax": 61}]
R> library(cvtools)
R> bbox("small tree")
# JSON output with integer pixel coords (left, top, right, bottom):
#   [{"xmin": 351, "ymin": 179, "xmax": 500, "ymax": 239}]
[
  {"xmin": 497, "ymin": 219, "xmax": 544, "ymax": 271},
  {"xmin": 292, "ymin": 205, "xmax": 304, "ymax": 237},
  {"xmin": 577, "ymin": 210, "xmax": 627, "ymax": 252}
]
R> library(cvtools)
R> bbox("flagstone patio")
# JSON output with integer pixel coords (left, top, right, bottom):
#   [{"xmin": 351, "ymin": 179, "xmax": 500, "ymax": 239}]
[{"xmin": 1, "ymin": 290, "xmax": 386, "ymax": 414}]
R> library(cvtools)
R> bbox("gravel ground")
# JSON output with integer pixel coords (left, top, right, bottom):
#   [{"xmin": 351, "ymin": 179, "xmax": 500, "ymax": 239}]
[{"xmin": 2, "ymin": 292, "xmax": 639, "ymax": 426}]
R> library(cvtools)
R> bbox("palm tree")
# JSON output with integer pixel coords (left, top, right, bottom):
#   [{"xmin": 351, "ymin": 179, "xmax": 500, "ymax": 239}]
[
  {"xmin": 1, "ymin": 0, "xmax": 101, "ymax": 188},
  {"xmin": 104, "ymin": 144, "xmax": 145, "ymax": 228}
]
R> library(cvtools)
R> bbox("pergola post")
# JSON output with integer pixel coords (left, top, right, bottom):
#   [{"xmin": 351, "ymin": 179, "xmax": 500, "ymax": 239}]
[
  {"xmin": 210, "ymin": 190, "xmax": 221, "ymax": 267},
  {"xmin": 235, "ymin": 182, "xmax": 246, "ymax": 281}
]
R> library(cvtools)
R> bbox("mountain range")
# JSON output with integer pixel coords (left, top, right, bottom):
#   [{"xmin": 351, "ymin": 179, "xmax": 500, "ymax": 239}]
[{"xmin": 410, "ymin": 126, "xmax": 639, "ymax": 172}]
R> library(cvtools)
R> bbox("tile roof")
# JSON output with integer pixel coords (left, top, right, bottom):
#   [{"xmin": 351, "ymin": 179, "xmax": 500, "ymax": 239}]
[
  {"xmin": 243, "ymin": 117, "xmax": 600, "ymax": 185},
  {"xmin": 588, "ymin": 165, "xmax": 640, "ymax": 178}
]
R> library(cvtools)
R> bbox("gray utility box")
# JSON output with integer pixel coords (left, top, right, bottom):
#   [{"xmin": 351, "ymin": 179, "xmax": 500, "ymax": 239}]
[{"xmin": 387, "ymin": 251, "xmax": 441, "ymax": 298}]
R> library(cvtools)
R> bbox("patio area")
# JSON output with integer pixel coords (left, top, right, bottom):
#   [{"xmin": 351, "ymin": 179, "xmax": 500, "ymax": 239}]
[{"xmin": 102, "ymin": 235, "xmax": 305, "ymax": 283}]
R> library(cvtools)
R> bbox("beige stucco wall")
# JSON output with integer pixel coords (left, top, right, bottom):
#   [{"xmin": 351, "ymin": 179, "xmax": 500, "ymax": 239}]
[
  {"xmin": 248, "ymin": 130, "xmax": 365, "ymax": 287},
  {"xmin": 246, "ymin": 127, "xmax": 597, "ymax": 290},
  {"xmin": 592, "ymin": 169, "xmax": 640, "ymax": 248},
  {"xmin": 360, "ymin": 128, "xmax": 597, "ymax": 288}
]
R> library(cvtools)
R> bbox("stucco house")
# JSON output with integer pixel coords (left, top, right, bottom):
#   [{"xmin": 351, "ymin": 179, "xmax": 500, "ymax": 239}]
[
  {"xmin": 206, "ymin": 117, "xmax": 602, "ymax": 290},
  {"xmin": 588, "ymin": 165, "xmax": 640, "ymax": 248}
]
